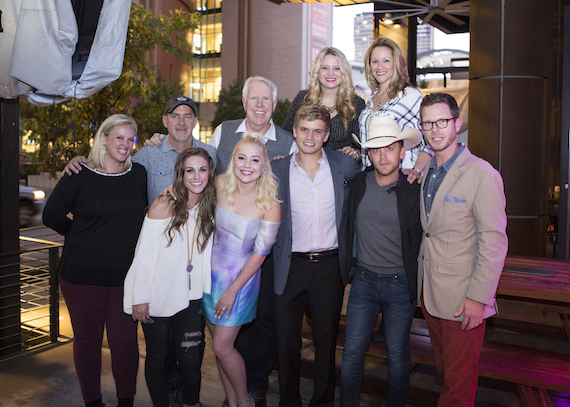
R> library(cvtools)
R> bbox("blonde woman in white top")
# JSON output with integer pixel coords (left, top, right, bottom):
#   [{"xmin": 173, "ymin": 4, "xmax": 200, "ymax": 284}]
[{"xmin": 124, "ymin": 148, "xmax": 215, "ymax": 407}]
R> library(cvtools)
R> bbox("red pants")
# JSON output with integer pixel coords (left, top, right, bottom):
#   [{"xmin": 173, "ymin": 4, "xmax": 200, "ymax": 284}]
[
  {"xmin": 60, "ymin": 278, "xmax": 139, "ymax": 404},
  {"xmin": 421, "ymin": 299, "xmax": 485, "ymax": 407}
]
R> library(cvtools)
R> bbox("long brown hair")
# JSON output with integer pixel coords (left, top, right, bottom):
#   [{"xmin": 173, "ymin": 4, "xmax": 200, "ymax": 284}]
[
  {"xmin": 363, "ymin": 37, "xmax": 412, "ymax": 99},
  {"xmin": 165, "ymin": 148, "xmax": 216, "ymax": 252}
]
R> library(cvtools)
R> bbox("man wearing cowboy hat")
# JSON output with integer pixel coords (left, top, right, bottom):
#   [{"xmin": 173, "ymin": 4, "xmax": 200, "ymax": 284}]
[
  {"xmin": 418, "ymin": 93, "xmax": 507, "ymax": 406},
  {"xmin": 339, "ymin": 115, "xmax": 424, "ymax": 406}
]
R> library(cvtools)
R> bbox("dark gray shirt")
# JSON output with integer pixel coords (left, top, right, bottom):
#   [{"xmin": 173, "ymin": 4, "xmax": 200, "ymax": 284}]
[
  {"xmin": 423, "ymin": 143, "xmax": 465, "ymax": 220},
  {"xmin": 355, "ymin": 173, "xmax": 404, "ymax": 274}
]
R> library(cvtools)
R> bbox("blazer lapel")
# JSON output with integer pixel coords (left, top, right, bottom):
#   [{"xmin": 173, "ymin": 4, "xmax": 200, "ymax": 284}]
[
  {"xmin": 420, "ymin": 168, "xmax": 429, "ymax": 229},
  {"xmin": 326, "ymin": 150, "xmax": 344, "ymax": 229},
  {"xmin": 279, "ymin": 156, "xmax": 293, "ymax": 240}
]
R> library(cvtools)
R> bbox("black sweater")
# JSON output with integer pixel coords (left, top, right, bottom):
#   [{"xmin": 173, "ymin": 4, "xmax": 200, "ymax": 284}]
[
  {"xmin": 43, "ymin": 163, "xmax": 147, "ymax": 286},
  {"xmin": 281, "ymin": 90, "xmax": 366, "ymax": 151}
]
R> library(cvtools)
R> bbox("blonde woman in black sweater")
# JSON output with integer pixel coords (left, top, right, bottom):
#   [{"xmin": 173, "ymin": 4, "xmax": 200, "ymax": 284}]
[{"xmin": 43, "ymin": 114, "xmax": 147, "ymax": 407}]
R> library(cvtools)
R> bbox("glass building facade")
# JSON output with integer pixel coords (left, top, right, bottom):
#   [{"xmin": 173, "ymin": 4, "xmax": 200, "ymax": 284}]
[{"xmin": 191, "ymin": 0, "xmax": 222, "ymax": 104}]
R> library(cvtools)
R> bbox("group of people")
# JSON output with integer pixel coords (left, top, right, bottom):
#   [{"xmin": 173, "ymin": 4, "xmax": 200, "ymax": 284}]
[{"xmin": 43, "ymin": 36, "xmax": 508, "ymax": 407}]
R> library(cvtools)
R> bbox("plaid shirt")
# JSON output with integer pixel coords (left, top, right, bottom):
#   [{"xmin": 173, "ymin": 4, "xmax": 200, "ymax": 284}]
[{"xmin": 359, "ymin": 86, "xmax": 431, "ymax": 169}]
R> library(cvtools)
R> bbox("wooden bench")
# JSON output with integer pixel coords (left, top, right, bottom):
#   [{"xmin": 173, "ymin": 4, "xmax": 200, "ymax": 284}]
[{"xmin": 301, "ymin": 321, "xmax": 570, "ymax": 407}]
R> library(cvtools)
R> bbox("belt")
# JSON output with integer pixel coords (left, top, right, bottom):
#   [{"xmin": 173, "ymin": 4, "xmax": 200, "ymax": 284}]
[{"xmin": 291, "ymin": 249, "xmax": 339, "ymax": 263}]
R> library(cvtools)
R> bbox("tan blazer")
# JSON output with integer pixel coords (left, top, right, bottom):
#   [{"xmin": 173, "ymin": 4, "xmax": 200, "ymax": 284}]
[{"xmin": 418, "ymin": 147, "xmax": 508, "ymax": 321}]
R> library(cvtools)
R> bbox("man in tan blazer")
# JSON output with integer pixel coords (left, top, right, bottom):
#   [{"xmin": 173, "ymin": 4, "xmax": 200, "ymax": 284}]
[{"xmin": 418, "ymin": 93, "xmax": 508, "ymax": 407}]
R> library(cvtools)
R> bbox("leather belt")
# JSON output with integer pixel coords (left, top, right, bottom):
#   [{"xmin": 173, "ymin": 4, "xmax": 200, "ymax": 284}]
[{"xmin": 291, "ymin": 249, "xmax": 339, "ymax": 263}]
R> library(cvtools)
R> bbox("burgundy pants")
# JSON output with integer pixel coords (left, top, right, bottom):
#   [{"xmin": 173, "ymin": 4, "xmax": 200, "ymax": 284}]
[
  {"xmin": 421, "ymin": 299, "xmax": 485, "ymax": 407},
  {"xmin": 60, "ymin": 277, "xmax": 139, "ymax": 404}
]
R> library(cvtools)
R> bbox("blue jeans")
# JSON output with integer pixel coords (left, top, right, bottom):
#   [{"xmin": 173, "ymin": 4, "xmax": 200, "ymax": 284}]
[{"xmin": 340, "ymin": 266, "xmax": 416, "ymax": 407}]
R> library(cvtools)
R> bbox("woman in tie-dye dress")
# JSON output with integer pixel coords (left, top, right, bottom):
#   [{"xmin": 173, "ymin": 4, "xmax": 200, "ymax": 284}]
[{"xmin": 201, "ymin": 133, "xmax": 281, "ymax": 407}]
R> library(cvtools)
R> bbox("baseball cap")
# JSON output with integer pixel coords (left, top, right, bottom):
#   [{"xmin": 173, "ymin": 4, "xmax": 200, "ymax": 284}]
[{"xmin": 164, "ymin": 95, "xmax": 197, "ymax": 115}]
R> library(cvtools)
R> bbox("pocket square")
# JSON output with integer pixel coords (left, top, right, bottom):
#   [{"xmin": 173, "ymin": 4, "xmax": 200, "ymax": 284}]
[{"xmin": 445, "ymin": 194, "xmax": 466, "ymax": 203}]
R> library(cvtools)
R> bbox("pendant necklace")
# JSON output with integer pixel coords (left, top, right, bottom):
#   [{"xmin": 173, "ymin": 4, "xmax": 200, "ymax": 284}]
[
  {"xmin": 186, "ymin": 202, "xmax": 201, "ymax": 290},
  {"xmin": 377, "ymin": 92, "xmax": 389, "ymax": 108}
]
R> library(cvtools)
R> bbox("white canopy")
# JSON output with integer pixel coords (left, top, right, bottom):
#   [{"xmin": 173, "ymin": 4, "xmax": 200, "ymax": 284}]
[{"xmin": 0, "ymin": 0, "xmax": 130, "ymax": 106}]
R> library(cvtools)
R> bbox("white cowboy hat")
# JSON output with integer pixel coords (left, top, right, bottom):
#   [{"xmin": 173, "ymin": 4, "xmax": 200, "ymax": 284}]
[{"xmin": 352, "ymin": 115, "xmax": 422, "ymax": 150}]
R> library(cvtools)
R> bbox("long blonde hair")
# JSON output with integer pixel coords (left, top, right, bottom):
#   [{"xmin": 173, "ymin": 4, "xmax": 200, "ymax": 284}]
[
  {"xmin": 88, "ymin": 114, "xmax": 137, "ymax": 172},
  {"xmin": 223, "ymin": 133, "xmax": 280, "ymax": 211},
  {"xmin": 305, "ymin": 47, "xmax": 356, "ymax": 133},
  {"xmin": 363, "ymin": 37, "xmax": 412, "ymax": 99}
]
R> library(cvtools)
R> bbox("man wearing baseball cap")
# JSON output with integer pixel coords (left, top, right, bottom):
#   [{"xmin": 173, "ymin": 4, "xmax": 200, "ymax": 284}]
[
  {"xmin": 64, "ymin": 95, "xmax": 216, "ymax": 203},
  {"xmin": 340, "ymin": 115, "xmax": 424, "ymax": 406}
]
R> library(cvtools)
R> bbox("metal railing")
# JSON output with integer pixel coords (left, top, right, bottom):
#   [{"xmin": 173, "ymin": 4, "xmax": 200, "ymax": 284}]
[{"xmin": 0, "ymin": 235, "xmax": 65, "ymax": 358}]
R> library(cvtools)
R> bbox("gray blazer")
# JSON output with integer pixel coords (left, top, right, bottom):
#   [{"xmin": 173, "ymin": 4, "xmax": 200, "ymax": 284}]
[{"xmin": 271, "ymin": 149, "xmax": 361, "ymax": 295}]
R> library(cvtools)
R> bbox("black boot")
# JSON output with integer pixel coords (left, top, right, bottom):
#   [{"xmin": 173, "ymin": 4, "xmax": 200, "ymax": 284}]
[
  {"xmin": 117, "ymin": 397, "xmax": 134, "ymax": 407},
  {"xmin": 86, "ymin": 398, "xmax": 105, "ymax": 407}
]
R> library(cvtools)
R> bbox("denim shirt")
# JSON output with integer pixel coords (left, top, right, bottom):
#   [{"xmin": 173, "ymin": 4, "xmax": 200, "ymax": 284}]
[{"xmin": 423, "ymin": 143, "xmax": 465, "ymax": 220}]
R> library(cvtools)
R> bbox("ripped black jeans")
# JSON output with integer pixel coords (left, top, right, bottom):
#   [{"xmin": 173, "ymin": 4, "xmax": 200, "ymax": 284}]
[{"xmin": 142, "ymin": 300, "xmax": 205, "ymax": 407}]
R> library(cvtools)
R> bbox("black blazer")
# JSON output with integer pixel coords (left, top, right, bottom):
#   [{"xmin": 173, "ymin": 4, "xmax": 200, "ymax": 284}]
[{"xmin": 272, "ymin": 149, "xmax": 361, "ymax": 295}]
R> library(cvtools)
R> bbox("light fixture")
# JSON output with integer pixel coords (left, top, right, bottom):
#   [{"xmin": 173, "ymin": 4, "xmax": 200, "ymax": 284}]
[{"xmin": 383, "ymin": 13, "xmax": 394, "ymax": 25}]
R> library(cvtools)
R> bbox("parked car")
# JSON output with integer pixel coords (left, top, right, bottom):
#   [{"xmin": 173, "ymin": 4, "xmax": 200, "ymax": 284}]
[{"xmin": 19, "ymin": 185, "xmax": 46, "ymax": 227}]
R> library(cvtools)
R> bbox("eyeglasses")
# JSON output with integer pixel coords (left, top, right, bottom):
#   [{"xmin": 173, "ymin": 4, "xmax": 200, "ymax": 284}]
[{"xmin": 419, "ymin": 118, "xmax": 456, "ymax": 131}]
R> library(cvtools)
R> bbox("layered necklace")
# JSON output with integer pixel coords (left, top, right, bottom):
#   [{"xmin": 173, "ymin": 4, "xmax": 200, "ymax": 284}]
[{"xmin": 185, "ymin": 202, "xmax": 201, "ymax": 290}]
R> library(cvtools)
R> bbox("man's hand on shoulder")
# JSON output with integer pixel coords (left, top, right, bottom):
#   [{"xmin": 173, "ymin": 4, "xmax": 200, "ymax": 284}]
[
  {"xmin": 148, "ymin": 195, "xmax": 173, "ymax": 219},
  {"xmin": 159, "ymin": 184, "xmax": 174, "ymax": 199},
  {"xmin": 64, "ymin": 156, "xmax": 87, "ymax": 176},
  {"xmin": 144, "ymin": 133, "xmax": 167, "ymax": 147},
  {"xmin": 455, "ymin": 298, "xmax": 486, "ymax": 331}
]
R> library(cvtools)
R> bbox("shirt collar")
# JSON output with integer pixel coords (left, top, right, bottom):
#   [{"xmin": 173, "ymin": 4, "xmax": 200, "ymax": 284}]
[
  {"xmin": 290, "ymin": 145, "xmax": 328, "ymax": 170},
  {"xmin": 237, "ymin": 119, "xmax": 276, "ymax": 143},
  {"xmin": 428, "ymin": 143, "xmax": 465, "ymax": 172},
  {"xmin": 162, "ymin": 136, "xmax": 177, "ymax": 153}
]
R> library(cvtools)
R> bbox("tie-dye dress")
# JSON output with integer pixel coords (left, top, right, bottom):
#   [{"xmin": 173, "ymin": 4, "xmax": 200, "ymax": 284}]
[{"xmin": 202, "ymin": 206, "xmax": 280, "ymax": 326}]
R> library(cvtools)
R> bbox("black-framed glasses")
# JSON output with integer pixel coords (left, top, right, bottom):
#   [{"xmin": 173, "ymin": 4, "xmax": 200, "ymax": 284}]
[{"xmin": 420, "ymin": 118, "xmax": 456, "ymax": 131}]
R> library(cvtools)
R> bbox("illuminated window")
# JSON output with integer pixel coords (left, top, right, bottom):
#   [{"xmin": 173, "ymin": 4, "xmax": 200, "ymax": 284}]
[
  {"xmin": 198, "ymin": 125, "xmax": 213, "ymax": 144},
  {"xmin": 191, "ymin": 1, "xmax": 222, "ymax": 103}
]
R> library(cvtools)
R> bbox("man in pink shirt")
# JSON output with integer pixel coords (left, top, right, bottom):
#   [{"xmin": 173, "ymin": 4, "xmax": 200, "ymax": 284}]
[{"xmin": 271, "ymin": 105, "xmax": 360, "ymax": 406}]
